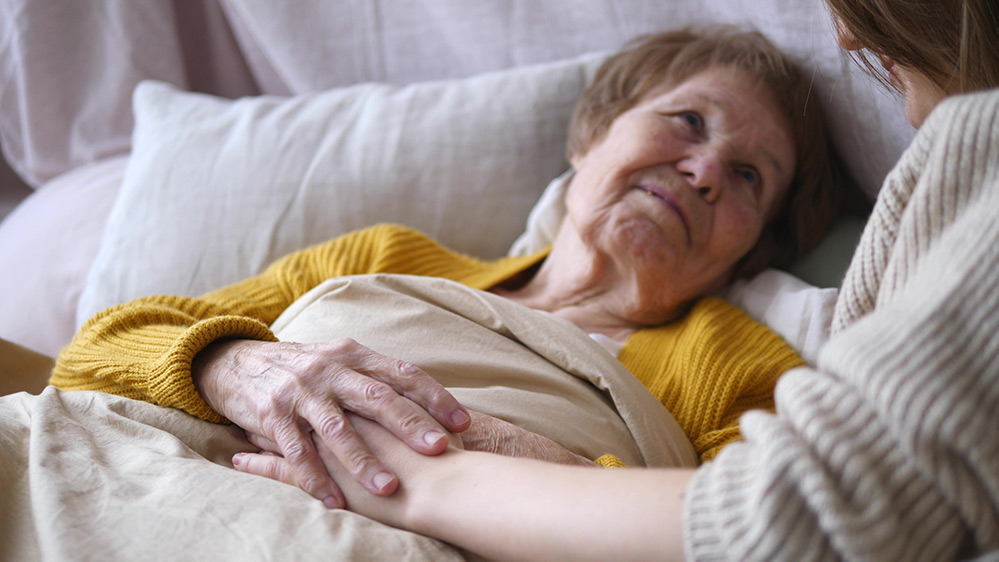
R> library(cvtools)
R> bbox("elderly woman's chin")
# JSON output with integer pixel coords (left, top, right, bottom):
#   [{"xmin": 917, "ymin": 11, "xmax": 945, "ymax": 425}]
[
  {"xmin": 607, "ymin": 212, "xmax": 684, "ymax": 271},
  {"xmin": 626, "ymin": 187, "xmax": 692, "ymax": 242}
]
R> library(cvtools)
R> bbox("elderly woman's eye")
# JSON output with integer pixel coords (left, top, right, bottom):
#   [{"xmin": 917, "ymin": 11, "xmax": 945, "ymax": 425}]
[
  {"xmin": 736, "ymin": 167, "xmax": 760, "ymax": 186},
  {"xmin": 678, "ymin": 111, "xmax": 703, "ymax": 130}
]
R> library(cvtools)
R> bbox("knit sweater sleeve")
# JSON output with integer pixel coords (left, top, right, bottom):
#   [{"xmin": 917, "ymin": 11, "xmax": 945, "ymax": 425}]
[
  {"xmin": 684, "ymin": 92, "xmax": 999, "ymax": 561},
  {"xmin": 50, "ymin": 224, "xmax": 425, "ymax": 422}
]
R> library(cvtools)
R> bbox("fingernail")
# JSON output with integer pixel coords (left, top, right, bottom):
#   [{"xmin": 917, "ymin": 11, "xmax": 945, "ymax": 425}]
[
  {"xmin": 322, "ymin": 495, "xmax": 341, "ymax": 510},
  {"xmin": 232, "ymin": 454, "xmax": 243, "ymax": 468},
  {"xmin": 451, "ymin": 410, "xmax": 470, "ymax": 426},
  {"xmin": 373, "ymin": 471, "xmax": 395, "ymax": 492},
  {"xmin": 423, "ymin": 430, "xmax": 446, "ymax": 446}
]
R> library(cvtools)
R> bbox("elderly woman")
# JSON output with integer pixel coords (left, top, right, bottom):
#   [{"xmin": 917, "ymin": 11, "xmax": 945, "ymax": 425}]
[
  {"xmin": 52, "ymin": 28, "xmax": 845, "ymax": 511},
  {"xmin": 280, "ymin": 1, "xmax": 999, "ymax": 560}
]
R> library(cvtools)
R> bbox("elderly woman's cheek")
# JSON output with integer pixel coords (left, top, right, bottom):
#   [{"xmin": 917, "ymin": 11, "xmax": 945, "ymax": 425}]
[{"xmin": 717, "ymin": 207, "xmax": 765, "ymax": 261}]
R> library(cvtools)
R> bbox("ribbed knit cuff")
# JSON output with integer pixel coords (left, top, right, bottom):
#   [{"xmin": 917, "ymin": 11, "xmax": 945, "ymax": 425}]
[
  {"xmin": 149, "ymin": 316, "xmax": 277, "ymax": 423},
  {"xmin": 594, "ymin": 454, "xmax": 626, "ymax": 468},
  {"xmin": 682, "ymin": 441, "xmax": 763, "ymax": 562}
]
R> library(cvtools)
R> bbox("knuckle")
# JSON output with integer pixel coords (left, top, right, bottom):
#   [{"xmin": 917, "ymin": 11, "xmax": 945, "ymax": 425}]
[
  {"xmin": 397, "ymin": 411, "xmax": 429, "ymax": 433},
  {"xmin": 394, "ymin": 360, "xmax": 424, "ymax": 382},
  {"xmin": 361, "ymin": 380, "xmax": 395, "ymax": 403},
  {"xmin": 329, "ymin": 337, "xmax": 362, "ymax": 355},
  {"xmin": 280, "ymin": 438, "xmax": 309, "ymax": 462},
  {"xmin": 260, "ymin": 418, "xmax": 289, "ymax": 441},
  {"xmin": 268, "ymin": 462, "xmax": 288, "ymax": 482},
  {"xmin": 299, "ymin": 474, "xmax": 324, "ymax": 494},
  {"xmin": 324, "ymin": 364, "xmax": 359, "ymax": 384},
  {"xmin": 346, "ymin": 452, "xmax": 379, "ymax": 478},
  {"xmin": 315, "ymin": 413, "xmax": 351, "ymax": 443},
  {"xmin": 288, "ymin": 356, "xmax": 326, "ymax": 385},
  {"xmin": 426, "ymin": 386, "xmax": 455, "ymax": 407},
  {"xmin": 262, "ymin": 392, "xmax": 292, "ymax": 414}
]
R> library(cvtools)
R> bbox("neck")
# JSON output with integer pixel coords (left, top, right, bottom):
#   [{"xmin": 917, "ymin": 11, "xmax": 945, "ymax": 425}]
[{"xmin": 491, "ymin": 227, "xmax": 667, "ymax": 342}]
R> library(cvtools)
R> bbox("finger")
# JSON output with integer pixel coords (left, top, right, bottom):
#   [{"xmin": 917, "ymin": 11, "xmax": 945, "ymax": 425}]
[
  {"xmin": 347, "ymin": 410, "xmax": 462, "ymax": 453},
  {"xmin": 231, "ymin": 452, "xmax": 343, "ymax": 509},
  {"xmin": 373, "ymin": 359, "xmax": 471, "ymax": 432},
  {"xmin": 302, "ymin": 401, "xmax": 400, "ymax": 497},
  {"xmin": 331, "ymin": 340, "xmax": 471, "ymax": 433},
  {"xmin": 327, "ymin": 372, "xmax": 453, "ymax": 456},
  {"xmin": 270, "ymin": 420, "xmax": 347, "ymax": 508}
]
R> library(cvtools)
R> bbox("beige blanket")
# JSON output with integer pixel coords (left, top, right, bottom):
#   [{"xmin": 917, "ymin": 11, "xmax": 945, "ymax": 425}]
[{"xmin": 1, "ymin": 274, "xmax": 694, "ymax": 560}]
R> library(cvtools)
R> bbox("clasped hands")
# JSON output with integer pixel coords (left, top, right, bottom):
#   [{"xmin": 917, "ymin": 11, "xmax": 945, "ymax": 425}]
[{"xmin": 193, "ymin": 338, "xmax": 592, "ymax": 509}]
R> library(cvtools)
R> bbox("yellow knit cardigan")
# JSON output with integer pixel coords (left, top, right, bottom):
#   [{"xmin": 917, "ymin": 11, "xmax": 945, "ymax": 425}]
[{"xmin": 52, "ymin": 224, "xmax": 803, "ymax": 463}]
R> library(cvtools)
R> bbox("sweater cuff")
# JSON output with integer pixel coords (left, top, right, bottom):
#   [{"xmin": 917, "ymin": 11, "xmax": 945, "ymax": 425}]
[
  {"xmin": 149, "ymin": 316, "xmax": 277, "ymax": 423},
  {"xmin": 595, "ymin": 454, "xmax": 626, "ymax": 468},
  {"xmin": 682, "ymin": 440, "xmax": 764, "ymax": 561}
]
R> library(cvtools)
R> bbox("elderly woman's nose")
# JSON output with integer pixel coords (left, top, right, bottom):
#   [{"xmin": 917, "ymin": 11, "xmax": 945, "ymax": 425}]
[{"xmin": 677, "ymin": 155, "xmax": 723, "ymax": 202}]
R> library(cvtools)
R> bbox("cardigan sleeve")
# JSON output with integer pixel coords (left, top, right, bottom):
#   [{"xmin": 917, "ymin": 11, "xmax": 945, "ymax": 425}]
[{"xmin": 50, "ymin": 225, "xmax": 401, "ymax": 422}]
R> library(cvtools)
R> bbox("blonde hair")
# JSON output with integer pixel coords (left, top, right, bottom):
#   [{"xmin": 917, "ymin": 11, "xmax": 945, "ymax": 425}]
[
  {"xmin": 567, "ymin": 26, "xmax": 853, "ymax": 279},
  {"xmin": 825, "ymin": 0, "xmax": 999, "ymax": 92}
]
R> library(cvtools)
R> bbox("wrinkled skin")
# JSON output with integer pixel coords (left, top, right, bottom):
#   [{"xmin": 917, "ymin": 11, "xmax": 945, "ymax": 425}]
[
  {"xmin": 236, "ymin": 406, "xmax": 594, "ymax": 495},
  {"xmin": 194, "ymin": 338, "xmax": 471, "ymax": 508}
]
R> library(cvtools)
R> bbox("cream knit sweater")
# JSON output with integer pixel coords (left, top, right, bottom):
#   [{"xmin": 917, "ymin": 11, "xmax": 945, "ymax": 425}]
[{"xmin": 684, "ymin": 90, "xmax": 999, "ymax": 560}]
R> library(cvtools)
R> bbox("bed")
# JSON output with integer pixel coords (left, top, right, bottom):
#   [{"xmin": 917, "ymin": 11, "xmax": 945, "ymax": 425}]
[{"xmin": 0, "ymin": 0, "xmax": 915, "ymax": 559}]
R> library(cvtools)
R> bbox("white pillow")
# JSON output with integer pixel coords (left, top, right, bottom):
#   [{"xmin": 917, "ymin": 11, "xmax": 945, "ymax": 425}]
[
  {"xmin": 509, "ymin": 172, "xmax": 841, "ymax": 364},
  {"xmin": 77, "ymin": 54, "xmax": 606, "ymax": 325}
]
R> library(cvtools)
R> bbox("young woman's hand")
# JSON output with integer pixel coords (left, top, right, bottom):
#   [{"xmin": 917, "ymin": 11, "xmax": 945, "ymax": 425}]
[{"xmin": 192, "ymin": 338, "xmax": 471, "ymax": 508}]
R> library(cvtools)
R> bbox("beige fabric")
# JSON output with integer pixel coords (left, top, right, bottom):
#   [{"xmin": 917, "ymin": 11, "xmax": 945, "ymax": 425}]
[
  {"xmin": 0, "ymin": 387, "xmax": 463, "ymax": 560},
  {"xmin": 272, "ymin": 274, "xmax": 697, "ymax": 468},
  {"xmin": 0, "ymin": 273, "xmax": 694, "ymax": 560}
]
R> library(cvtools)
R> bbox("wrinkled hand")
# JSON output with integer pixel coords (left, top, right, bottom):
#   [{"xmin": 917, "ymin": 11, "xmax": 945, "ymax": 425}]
[
  {"xmin": 237, "ymin": 408, "xmax": 464, "ymax": 510},
  {"xmin": 237, "ymin": 410, "xmax": 463, "ymax": 522},
  {"xmin": 461, "ymin": 411, "xmax": 596, "ymax": 466},
  {"xmin": 193, "ymin": 338, "xmax": 471, "ymax": 508}
]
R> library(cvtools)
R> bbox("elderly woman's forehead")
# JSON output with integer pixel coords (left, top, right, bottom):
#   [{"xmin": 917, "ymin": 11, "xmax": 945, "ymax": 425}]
[{"xmin": 644, "ymin": 63, "xmax": 771, "ymax": 97}]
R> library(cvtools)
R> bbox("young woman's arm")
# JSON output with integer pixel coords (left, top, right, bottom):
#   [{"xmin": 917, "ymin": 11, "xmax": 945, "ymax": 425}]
[{"xmin": 236, "ymin": 413, "xmax": 693, "ymax": 561}]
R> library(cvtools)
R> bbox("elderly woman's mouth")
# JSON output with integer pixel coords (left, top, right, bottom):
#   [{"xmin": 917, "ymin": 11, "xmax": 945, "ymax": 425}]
[{"xmin": 634, "ymin": 185, "xmax": 691, "ymax": 243}]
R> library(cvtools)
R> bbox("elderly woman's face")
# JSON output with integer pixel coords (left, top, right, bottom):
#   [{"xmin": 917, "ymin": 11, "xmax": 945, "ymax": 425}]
[{"xmin": 565, "ymin": 66, "xmax": 794, "ymax": 323}]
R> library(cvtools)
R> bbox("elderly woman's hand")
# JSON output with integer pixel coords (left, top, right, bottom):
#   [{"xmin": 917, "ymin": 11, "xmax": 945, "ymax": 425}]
[
  {"xmin": 192, "ymin": 338, "xmax": 471, "ymax": 508},
  {"xmin": 461, "ymin": 411, "xmax": 596, "ymax": 466}
]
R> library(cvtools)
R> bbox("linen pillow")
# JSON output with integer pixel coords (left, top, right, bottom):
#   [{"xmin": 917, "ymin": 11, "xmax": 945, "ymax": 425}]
[{"xmin": 77, "ymin": 54, "xmax": 606, "ymax": 325}]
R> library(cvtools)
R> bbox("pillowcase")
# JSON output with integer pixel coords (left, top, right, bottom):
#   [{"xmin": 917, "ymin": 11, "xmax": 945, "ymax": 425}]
[{"xmin": 77, "ymin": 54, "xmax": 606, "ymax": 324}]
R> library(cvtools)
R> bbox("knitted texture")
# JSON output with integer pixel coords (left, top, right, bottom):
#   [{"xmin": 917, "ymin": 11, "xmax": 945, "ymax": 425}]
[
  {"xmin": 620, "ymin": 298, "xmax": 804, "ymax": 462},
  {"xmin": 53, "ymin": 223, "xmax": 803, "ymax": 463},
  {"xmin": 685, "ymin": 90, "xmax": 999, "ymax": 561},
  {"xmin": 595, "ymin": 454, "xmax": 627, "ymax": 468}
]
